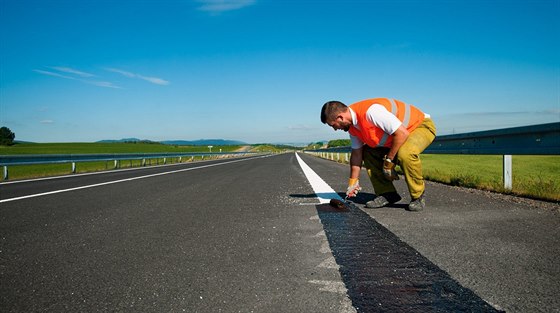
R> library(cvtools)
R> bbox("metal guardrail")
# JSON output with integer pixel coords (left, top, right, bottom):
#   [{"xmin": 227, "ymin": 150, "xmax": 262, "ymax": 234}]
[
  {"xmin": 0, "ymin": 152, "xmax": 258, "ymax": 180},
  {"xmin": 305, "ymin": 122, "xmax": 560, "ymax": 190},
  {"xmin": 424, "ymin": 122, "xmax": 559, "ymax": 155}
]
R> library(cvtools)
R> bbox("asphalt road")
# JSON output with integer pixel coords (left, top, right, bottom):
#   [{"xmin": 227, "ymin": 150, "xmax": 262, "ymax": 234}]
[{"xmin": 1, "ymin": 153, "xmax": 558, "ymax": 312}]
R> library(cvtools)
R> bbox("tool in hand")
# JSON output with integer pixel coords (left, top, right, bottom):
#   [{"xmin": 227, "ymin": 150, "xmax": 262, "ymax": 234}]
[
  {"xmin": 329, "ymin": 195, "xmax": 353, "ymax": 209},
  {"xmin": 330, "ymin": 178, "xmax": 360, "ymax": 209},
  {"xmin": 329, "ymin": 198, "xmax": 346, "ymax": 209}
]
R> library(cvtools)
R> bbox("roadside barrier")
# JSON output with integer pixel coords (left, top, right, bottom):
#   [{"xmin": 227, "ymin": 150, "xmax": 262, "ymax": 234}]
[
  {"xmin": 306, "ymin": 122, "xmax": 559, "ymax": 191},
  {"xmin": 0, "ymin": 152, "xmax": 259, "ymax": 180}
]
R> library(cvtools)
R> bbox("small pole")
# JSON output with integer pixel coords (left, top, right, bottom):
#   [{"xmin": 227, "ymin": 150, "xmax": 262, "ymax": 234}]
[
  {"xmin": 503, "ymin": 155, "xmax": 512, "ymax": 191},
  {"xmin": 3, "ymin": 166, "xmax": 8, "ymax": 180},
  {"xmin": 72, "ymin": 162, "xmax": 76, "ymax": 173}
]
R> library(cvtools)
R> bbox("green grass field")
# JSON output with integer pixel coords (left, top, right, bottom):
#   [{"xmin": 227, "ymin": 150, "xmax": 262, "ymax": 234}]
[
  {"xmin": 0, "ymin": 142, "xmax": 246, "ymax": 180},
  {"xmin": 421, "ymin": 154, "xmax": 559, "ymax": 202},
  {"xmin": 317, "ymin": 152, "xmax": 559, "ymax": 202}
]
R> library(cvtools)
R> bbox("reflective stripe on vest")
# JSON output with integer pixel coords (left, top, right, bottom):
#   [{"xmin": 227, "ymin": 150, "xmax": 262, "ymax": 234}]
[
  {"xmin": 389, "ymin": 98, "xmax": 411, "ymax": 127},
  {"xmin": 377, "ymin": 99, "xmax": 411, "ymax": 147}
]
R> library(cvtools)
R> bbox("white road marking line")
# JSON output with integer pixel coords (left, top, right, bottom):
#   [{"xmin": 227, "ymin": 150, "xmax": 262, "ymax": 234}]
[
  {"xmin": 296, "ymin": 152, "xmax": 357, "ymax": 310},
  {"xmin": 0, "ymin": 156, "xmax": 266, "ymax": 203},
  {"xmin": 295, "ymin": 153, "xmax": 342, "ymax": 204}
]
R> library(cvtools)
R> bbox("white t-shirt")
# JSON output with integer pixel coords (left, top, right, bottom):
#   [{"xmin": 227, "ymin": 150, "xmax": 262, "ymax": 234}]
[{"xmin": 349, "ymin": 104, "xmax": 403, "ymax": 149}]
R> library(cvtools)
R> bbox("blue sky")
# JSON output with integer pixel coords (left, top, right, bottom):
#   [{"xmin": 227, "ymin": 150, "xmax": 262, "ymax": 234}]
[{"xmin": 1, "ymin": 0, "xmax": 558, "ymax": 144}]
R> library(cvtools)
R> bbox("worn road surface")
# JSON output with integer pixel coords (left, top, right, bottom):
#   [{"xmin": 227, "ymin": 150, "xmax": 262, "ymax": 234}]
[{"xmin": 1, "ymin": 153, "xmax": 558, "ymax": 312}]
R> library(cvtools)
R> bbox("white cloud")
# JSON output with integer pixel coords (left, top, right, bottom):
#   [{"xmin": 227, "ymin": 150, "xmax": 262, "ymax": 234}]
[
  {"xmin": 34, "ymin": 66, "xmax": 168, "ymax": 88},
  {"xmin": 105, "ymin": 68, "xmax": 136, "ymax": 78},
  {"xmin": 34, "ymin": 67, "xmax": 120, "ymax": 89},
  {"xmin": 33, "ymin": 69, "xmax": 76, "ymax": 80},
  {"xmin": 105, "ymin": 68, "xmax": 170, "ymax": 85},
  {"xmin": 138, "ymin": 75, "xmax": 169, "ymax": 85},
  {"xmin": 197, "ymin": 0, "xmax": 256, "ymax": 13},
  {"xmin": 48, "ymin": 66, "xmax": 95, "ymax": 78},
  {"xmin": 87, "ymin": 81, "xmax": 122, "ymax": 89}
]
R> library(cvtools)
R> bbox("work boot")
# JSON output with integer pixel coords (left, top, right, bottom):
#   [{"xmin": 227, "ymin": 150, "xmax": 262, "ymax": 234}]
[
  {"xmin": 366, "ymin": 192, "xmax": 402, "ymax": 209},
  {"xmin": 407, "ymin": 194, "xmax": 425, "ymax": 212}
]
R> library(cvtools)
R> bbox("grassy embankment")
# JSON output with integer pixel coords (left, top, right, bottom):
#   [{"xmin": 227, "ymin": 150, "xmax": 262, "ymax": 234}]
[
  {"xmin": 321, "ymin": 152, "xmax": 559, "ymax": 202},
  {"xmin": 421, "ymin": 154, "xmax": 559, "ymax": 202},
  {"xmin": 0, "ymin": 142, "xmax": 250, "ymax": 180},
  {"xmin": 2, "ymin": 143, "xmax": 558, "ymax": 202}
]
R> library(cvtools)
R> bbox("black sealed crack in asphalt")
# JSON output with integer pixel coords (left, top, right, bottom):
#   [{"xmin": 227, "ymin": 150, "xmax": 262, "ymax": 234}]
[{"xmin": 316, "ymin": 201, "xmax": 504, "ymax": 312}]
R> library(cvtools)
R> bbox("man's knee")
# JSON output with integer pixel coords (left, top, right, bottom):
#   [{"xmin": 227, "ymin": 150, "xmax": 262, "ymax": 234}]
[{"xmin": 397, "ymin": 144, "xmax": 420, "ymax": 165}]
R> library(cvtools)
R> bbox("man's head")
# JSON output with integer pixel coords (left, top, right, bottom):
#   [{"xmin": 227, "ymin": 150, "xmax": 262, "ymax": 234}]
[{"xmin": 321, "ymin": 100, "xmax": 352, "ymax": 132}]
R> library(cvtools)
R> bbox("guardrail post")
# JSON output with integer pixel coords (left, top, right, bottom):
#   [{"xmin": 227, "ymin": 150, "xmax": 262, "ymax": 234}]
[
  {"xmin": 3, "ymin": 166, "xmax": 8, "ymax": 180},
  {"xmin": 114, "ymin": 160, "xmax": 118, "ymax": 169},
  {"xmin": 503, "ymin": 155, "xmax": 512, "ymax": 191},
  {"xmin": 142, "ymin": 159, "xmax": 146, "ymax": 166},
  {"xmin": 72, "ymin": 162, "xmax": 76, "ymax": 173},
  {"xmin": 164, "ymin": 157, "xmax": 167, "ymax": 164}
]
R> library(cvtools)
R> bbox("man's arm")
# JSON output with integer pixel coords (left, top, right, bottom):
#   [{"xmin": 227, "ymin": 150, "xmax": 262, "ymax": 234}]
[
  {"xmin": 345, "ymin": 146, "xmax": 364, "ymax": 197},
  {"xmin": 387, "ymin": 125, "xmax": 409, "ymax": 161},
  {"xmin": 350, "ymin": 147, "xmax": 363, "ymax": 178}
]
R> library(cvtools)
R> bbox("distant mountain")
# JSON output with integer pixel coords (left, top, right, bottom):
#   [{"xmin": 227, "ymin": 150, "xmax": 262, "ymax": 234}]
[
  {"xmin": 97, "ymin": 138, "xmax": 147, "ymax": 143},
  {"xmin": 161, "ymin": 139, "xmax": 247, "ymax": 146},
  {"xmin": 97, "ymin": 138, "xmax": 247, "ymax": 146}
]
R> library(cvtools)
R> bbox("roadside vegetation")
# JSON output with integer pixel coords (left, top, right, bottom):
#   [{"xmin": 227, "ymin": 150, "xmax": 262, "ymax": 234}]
[
  {"xmin": 309, "ymin": 140, "xmax": 559, "ymax": 202},
  {"xmin": 421, "ymin": 154, "xmax": 559, "ymax": 202},
  {"xmin": 0, "ymin": 142, "xmax": 294, "ymax": 181}
]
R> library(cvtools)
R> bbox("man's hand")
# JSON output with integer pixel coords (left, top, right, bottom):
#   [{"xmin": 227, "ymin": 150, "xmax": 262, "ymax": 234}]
[
  {"xmin": 383, "ymin": 156, "xmax": 400, "ymax": 181},
  {"xmin": 346, "ymin": 178, "xmax": 362, "ymax": 197}
]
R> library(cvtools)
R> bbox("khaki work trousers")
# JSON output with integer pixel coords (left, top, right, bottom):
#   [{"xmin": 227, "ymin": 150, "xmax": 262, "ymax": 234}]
[{"xmin": 362, "ymin": 118, "xmax": 437, "ymax": 200}]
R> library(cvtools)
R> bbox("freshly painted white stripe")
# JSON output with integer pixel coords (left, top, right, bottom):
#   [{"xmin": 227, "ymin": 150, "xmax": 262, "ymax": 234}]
[
  {"xmin": 296, "ymin": 153, "xmax": 356, "ymax": 312},
  {"xmin": 295, "ymin": 153, "xmax": 342, "ymax": 204},
  {"xmin": 0, "ymin": 156, "xmax": 268, "ymax": 203}
]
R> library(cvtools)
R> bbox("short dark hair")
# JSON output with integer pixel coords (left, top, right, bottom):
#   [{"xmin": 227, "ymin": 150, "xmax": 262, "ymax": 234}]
[{"xmin": 320, "ymin": 101, "xmax": 347, "ymax": 124}]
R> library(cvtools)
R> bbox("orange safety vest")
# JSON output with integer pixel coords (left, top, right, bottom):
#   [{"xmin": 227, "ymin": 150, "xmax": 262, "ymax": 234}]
[{"xmin": 348, "ymin": 98, "xmax": 425, "ymax": 148}]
